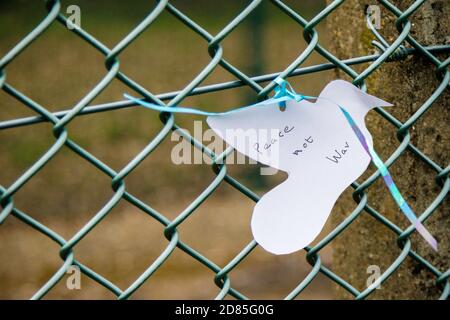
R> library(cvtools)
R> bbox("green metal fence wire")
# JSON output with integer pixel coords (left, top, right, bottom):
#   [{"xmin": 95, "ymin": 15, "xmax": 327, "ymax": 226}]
[{"xmin": 0, "ymin": 0, "xmax": 448, "ymax": 300}]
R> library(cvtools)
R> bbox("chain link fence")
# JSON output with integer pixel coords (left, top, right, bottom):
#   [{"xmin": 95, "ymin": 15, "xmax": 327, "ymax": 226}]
[{"xmin": 0, "ymin": 0, "xmax": 448, "ymax": 299}]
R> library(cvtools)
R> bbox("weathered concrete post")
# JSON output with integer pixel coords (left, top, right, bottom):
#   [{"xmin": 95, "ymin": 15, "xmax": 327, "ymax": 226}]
[{"xmin": 327, "ymin": 0, "xmax": 449, "ymax": 299}]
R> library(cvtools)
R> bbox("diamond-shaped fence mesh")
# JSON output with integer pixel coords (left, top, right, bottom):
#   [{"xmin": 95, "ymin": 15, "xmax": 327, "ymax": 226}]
[{"xmin": 0, "ymin": 0, "xmax": 448, "ymax": 300}]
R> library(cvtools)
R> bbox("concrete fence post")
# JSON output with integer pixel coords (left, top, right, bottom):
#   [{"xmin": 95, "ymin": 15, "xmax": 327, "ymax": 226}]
[{"xmin": 327, "ymin": 0, "xmax": 449, "ymax": 299}]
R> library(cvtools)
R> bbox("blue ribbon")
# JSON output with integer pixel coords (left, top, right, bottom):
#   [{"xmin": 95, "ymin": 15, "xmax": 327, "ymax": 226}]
[
  {"xmin": 124, "ymin": 78, "xmax": 438, "ymax": 251},
  {"xmin": 124, "ymin": 77, "xmax": 314, "ymax": 116},
  {"xmin": 272, "ymin": 77, "xmax": 306, "ymax": 108}
]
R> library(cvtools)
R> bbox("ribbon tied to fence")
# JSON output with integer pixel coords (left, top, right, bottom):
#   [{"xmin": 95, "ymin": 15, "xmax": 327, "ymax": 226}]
[{"xmin": 124, "ymin": 78, "xmax": 437, "ymax": 252}]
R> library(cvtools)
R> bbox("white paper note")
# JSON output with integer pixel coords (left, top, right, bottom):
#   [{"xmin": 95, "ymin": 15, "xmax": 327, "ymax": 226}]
[{"xmin": 206, "ymin": 80, "xmax": 393, "ymax": 255}]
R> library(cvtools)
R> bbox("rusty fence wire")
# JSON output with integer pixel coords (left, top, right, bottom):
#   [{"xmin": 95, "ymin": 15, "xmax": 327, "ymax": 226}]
[{"xmin": 0, "ymin": 0, "xmax": 448, "ymax": 300}]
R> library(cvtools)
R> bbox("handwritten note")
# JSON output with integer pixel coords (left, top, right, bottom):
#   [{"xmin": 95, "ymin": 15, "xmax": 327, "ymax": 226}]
[{"xmin": 206, "ymin": 80, "xmax": 393, "ymax": 255}]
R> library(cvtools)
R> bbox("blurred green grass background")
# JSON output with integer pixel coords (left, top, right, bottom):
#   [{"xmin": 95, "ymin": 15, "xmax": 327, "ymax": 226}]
[{"xmin": 0, "ymin": 0, "xmax": 336, "ymax": 299}]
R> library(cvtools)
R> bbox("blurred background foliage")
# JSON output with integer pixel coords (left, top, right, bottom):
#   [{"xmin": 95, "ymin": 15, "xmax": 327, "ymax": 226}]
[{"xmin": 0, "ymin": 0, "xmax": 336, "ymax": 299}]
